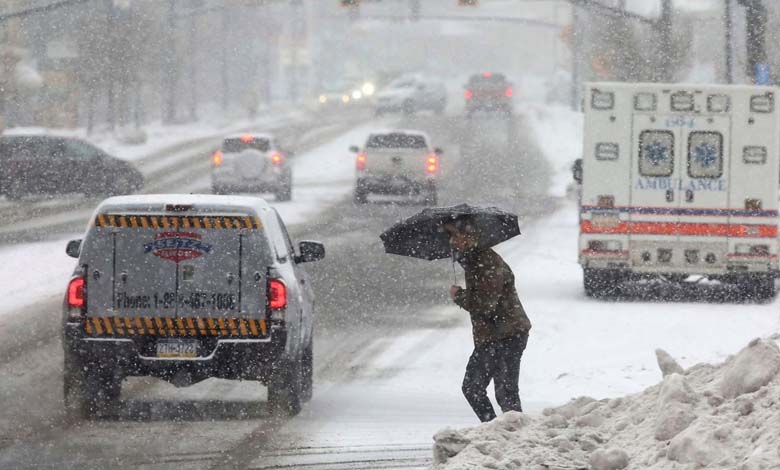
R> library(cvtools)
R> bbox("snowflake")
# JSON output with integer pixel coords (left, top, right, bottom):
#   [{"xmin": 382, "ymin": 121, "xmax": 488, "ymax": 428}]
[
  {"xmin": 692, "ymin": 142, "xmax": 718, "ymax": 167},
  {"xmin": 644, "ymin": 141, "xmax": 669, "ymax": 166}
]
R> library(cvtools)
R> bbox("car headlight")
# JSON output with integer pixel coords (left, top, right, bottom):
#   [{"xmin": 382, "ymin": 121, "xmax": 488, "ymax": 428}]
[
  {"xmin": 319, "ymin": 95, "xmax": 328, "ymax": 104},
  {"xmin": 362, "ymin": 82, "xmax": 375, "ymax": 96},
  {"xmin": 352, "ymin": 90, "xmax": 363, "ymax": 100}
]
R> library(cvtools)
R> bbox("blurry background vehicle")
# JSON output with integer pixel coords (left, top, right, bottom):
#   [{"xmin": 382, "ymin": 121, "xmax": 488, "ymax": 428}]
[
  {"xmin": 315, "ymin": 80, "xmax": 356, "ymax": 110},
  {"xmin": 374, "ymin": 74, "xmax": 446, "ymax": 116},
  {"xmin": 464, "ymin": 72, "xmax": 514, "ymax": 118},
  {"xmin": 211, "ymin": 133, "xmax": 293, "ymax": 201},
  {"xmin": 351, "ymin": 129, "xmax": 441, "ymax": 205},
  {"xmin": 0, "ymin": 135, "xmax": 143, "ymax": 201}
]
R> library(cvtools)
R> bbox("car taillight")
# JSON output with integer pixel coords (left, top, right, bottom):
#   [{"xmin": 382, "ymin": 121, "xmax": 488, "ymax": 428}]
[
  {"xmin": 271, "ymin": 153, "xmax": 284, "ymax": 166},
  {"xmin": 268, "ymin": 279, "xmax": 287, "ymax": 310},
  {"xmin": 464, "ymin": 90, "xmax": 473, "ymax": 100},
  {"xmin": 505, "ymin": 87, "xmax": 513, "ymax": 97},
  {"xmin": 426, "ymin": 154, "xmax": 439, "ymax": 174},
  {"xmin": 212, "ymin": 151, "xmax": 223, "ymax": 167},
  {"xmin": 356, "ymin": 153, "xmax": 367, "ymax": 171},
  {"xmin": 67, "ymin": 276, "xmax": 85, "ymax": 321}
]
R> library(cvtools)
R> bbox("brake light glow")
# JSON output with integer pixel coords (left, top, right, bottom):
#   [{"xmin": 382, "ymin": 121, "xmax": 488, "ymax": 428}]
[
  {"xmin": 212, "ymin": 151, "xmax": 223, "ymax": 167},
  {"xmin": 464, "ymin": 90, "xmax": 473, "ymax": 100},
  {"xmin": 268, "ymin": 279, "xmax": 287, "ymax": 310},
  {"xmin": 356, "ymin": 153, "xmax": 367, "ymax": 171},
  {"xmin": 240, "ymin": 134, "xmax": 254, "ymax": 144},
  {"xmin": 505, "ymin": 87, "xmax": 513, "ymax": 98},
  {"xmin": 426, "ymin": 155, "xmax": 439, "ymax": 174},
  {"xmin": 271, "ymin": 153, "xmax": 284, "ymax": 166},
  {"xmin": 67, "ymin": 277, "xmax": 85, "ymax": 309}
]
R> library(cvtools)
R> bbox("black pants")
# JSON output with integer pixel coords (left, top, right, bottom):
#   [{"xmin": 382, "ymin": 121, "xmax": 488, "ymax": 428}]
[{"xmin": 462, "ymin": 333, "xmax": 528, "ymax": 422}]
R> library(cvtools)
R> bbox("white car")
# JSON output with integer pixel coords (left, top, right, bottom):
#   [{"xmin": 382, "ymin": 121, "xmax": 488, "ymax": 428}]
[
  {"xmin": 351, "ymin": 129, "xmax": 442, "ymax": 205},
  {"xmin": 375, "ymin": 75, "xmax": 447, "ymax": 116},
  {"xmin": 210, "ymin": 133, "xmax": 293, "ymax": 201}
]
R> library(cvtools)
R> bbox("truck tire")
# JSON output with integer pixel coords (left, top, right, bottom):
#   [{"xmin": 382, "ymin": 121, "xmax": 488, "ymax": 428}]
[
  {"xmin": 275, "ymin": 177, "xmax": 293, "ymax": 202},
  {"xmin": 268, "ymin": 359, "xmax": 303, "ymax": 417},
  {"xmin": 64, "ymin": 357, "xmax": 121, "ymax": 420},
  {"xmin": 739, "ymin": 274, "xmax": 776, "ymax": 302},
  {"xmin": 301, "ymin": 342, "xmax": 313, "ymax": 403},
  {"xmin": 583, "ymin": 268, "xmax": 621, "ymax": 298},
  {"xmin": 354, "ymin": 186, "xmax": 369, "ymax": 205}
]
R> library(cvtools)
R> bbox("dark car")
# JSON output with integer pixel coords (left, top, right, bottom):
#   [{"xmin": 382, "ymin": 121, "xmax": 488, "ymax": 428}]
[
  {"xmin": 464, "ymin": 72, "xmax": 514, "ymax": 118},
  {"xmin": 0, "ymin": 135, "xmax": 144, "ymax": 200}
]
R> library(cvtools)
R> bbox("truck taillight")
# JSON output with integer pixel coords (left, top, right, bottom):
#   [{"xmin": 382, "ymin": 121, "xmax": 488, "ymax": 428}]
[
  {"xmin": 464, "ymin": 90, "xmax": 473, "ymax": 100},
  {"xmin": 426, "ymin": 155, "xmax": 439, "ymax": 174},
  {"xmin": 268, "ymin": 279, "xmax": 287, "ymax": 310},
  {"xmin": 212, "ymin": 151, "xmax": 223, "ymax": 167},
  {"xmin": 67, "ymin": 276, "xmax": 86, "ymax": 321},
  {"xmin": 356, "ymin": 153, "xmax": 367, "ymax": 171},
  {"xmin": 271, "ymin": 153, "xmax": 284, "ymax": 166}
]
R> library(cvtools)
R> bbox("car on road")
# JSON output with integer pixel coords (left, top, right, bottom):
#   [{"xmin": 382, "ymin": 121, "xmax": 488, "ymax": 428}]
[
  {"xmin": 211, "ymin": 133, "xmax": 293, "ymax": 201},
  {"xmin": 351, "ymin": 130, "xmax": 442, "ymax": 205},
  {"xmin": 374, "ymin": 74, "xmax": 447, "ymax": 116},
  {"xmin": 464, "ymin": 72, "xmax": 514, "ymax": 118},
  {"xmin": 0, "ymin": 135, "xmax": 144, "ymax": 201},
  {"xmin": 62, "ymin": 194, "xmax": 325, "ymax": 419}
]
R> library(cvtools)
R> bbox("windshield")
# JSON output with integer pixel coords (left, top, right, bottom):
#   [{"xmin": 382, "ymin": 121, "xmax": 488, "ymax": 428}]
[
  {"xmin": 366, "ymin": 133, "xmax": 427, "ymax": 149},
  {"xmin": 222, "ymin": 137, "xmax": 270, "ymax": 153}
]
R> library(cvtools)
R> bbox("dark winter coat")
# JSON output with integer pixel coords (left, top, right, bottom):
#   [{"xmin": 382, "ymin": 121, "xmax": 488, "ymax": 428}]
[{"xmin": 453, "ymin": 248, "xmax": 531, "ymax": 345}]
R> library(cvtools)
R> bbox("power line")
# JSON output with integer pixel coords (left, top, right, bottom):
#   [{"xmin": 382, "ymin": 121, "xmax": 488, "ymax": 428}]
[{"xmin": 0, "ymin": 0, "xmax": 93, "ymax": 23}]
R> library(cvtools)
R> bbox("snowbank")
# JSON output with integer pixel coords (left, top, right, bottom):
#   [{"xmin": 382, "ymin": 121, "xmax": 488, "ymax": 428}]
[{"xmin": 431, "ymin": 337, "xmax": 780, "ymax": 469}]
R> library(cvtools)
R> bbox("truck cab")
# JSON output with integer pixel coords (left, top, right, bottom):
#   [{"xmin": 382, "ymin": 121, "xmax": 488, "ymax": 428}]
[
  {"xmin": 62, "ymin": 194, "xmax": 324, "ymax": 418},
  {"xmin": 579, "ymin": 82, "xmax": 780, "ymax": 300}
]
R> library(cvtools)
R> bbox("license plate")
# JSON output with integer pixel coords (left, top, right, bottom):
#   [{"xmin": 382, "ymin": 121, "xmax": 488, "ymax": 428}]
[{"xmin": 156, "ymin": 339, "xmax": 199, "ymax": 358}]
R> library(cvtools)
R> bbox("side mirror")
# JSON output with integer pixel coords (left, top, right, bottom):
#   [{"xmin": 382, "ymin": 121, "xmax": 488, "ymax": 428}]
[
  {"xmin": 66, "ymin": 239, "xmax": 82, "ymax": 258},
  {"xmin": 295, "ymin": 240, "xmax": 325, "ymax": 263},
  {"xmin": 572, "ymin": 158, "xmax": 583, "ymax": 184},
  {"xmin": 349, "ymin": 145, "xmax": 360, "ymax": 153},
  {"xmin": 434, "ymin": 147, "xmax": 444, "ymax": 156}
]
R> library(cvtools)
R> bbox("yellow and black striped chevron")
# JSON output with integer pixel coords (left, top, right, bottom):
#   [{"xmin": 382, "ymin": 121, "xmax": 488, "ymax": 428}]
[
  {"xmin": 83, "ymin": 316, "xmax": 268, "ymax": 338},
  {"xmin": 93, "ymin": 214, "xmax": 263, "ymax": 230}
]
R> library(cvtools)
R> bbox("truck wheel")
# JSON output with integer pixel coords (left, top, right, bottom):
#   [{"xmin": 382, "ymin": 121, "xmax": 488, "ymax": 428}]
[
  {"xmin": 64, "ymin": 358, "xmax": 121, "ymax": 420},
  {"xmin": 276, "ymin": 178, "xmax": 293, "ymax": 202},
  {"xmin": 583, "ymin": 268, "xmax": 621, "ymax": 298},
  {"xmin": 268, "ymin": 359, "xmax": 303, "ymax": 417},
  {"xmin": 739, "ymin": 274, "xmax": 776, "ymax": 302},
  {"xmin": 301, "ymin": 342, "xmax": 313, "ymax": 403},
  {"xmin": 353, "ymin": 186, "xmax": 369, "ymax": 204}
]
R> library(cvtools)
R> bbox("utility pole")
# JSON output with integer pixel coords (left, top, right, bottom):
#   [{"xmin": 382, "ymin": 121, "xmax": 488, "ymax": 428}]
[
  {"xmin": 570, "ymin": 4, "xmax": 582, "ymax": 111},
  {"xmin": 221, "ymin": 0, "xmax": 229, "ymax": 111},
  {"xmin": 739, "ymin": 0, "xmax": 768, "ymax": 84},
  {"xmin": 105, "ymin": 0, "xmax": 116, "ymax": 131},
  {"xmin": 724, "ymin": 0, "xmax": 734, "ymax": 84},
  {"xmin": 162, "ymin": 0, "xmax": 178, "ymax": 123},
  {"xmin": 655, "ymin": 0, "xmax": 673, "ymax": 82}
]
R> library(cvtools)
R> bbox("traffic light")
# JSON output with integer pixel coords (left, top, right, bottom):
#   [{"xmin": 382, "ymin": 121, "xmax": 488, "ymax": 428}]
[{"xmin": 458, "ymin": 0, "xmax": 478, "ymax": 5}]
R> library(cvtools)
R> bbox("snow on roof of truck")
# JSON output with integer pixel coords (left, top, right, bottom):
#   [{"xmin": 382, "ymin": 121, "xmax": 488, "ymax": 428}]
[
  {"xmin": 585, "ymin": 81, "xmax": 778, "ymax": 94},
  {"xmin": 93, "ymin": 194, "xmax": 272, "ymax": 216},
  {"xmin": 368, "ymin": 128, "xmax": 429, "ymax": 137}
]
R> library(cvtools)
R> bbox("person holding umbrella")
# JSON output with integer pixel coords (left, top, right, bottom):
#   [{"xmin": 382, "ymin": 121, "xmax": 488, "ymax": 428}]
[
  {"xmin": 444, "ymin": 216, "xmax": 531, "ymax": 422},
  {"xmin": 379, "ymin": 204, "xmax": 531, "ymax": 422}
]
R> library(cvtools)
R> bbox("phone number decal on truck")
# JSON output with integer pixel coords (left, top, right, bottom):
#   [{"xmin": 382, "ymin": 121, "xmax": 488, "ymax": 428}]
[{"xmin": 116, "ymin": 291, "xmax": 237, "ymax": 310}]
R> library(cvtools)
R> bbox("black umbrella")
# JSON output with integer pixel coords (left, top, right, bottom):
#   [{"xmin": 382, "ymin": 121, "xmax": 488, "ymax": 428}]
[{"xmin": 379, "ymin": 204, "xmax": 520, "ymax": 261}]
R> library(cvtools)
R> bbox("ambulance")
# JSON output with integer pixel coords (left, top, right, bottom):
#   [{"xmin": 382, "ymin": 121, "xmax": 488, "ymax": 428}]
[{"xmin": 578, "ymin": 82, "xmax": 780, "ymax": 299}]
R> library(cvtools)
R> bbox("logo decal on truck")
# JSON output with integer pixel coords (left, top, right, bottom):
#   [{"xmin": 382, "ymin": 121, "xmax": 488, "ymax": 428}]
[{"xmin": 144, "ymin": 232, "xmax": 213, "ymax": 262}]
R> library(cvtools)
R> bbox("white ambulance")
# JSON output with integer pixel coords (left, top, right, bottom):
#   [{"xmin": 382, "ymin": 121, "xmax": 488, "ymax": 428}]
[{"xmin": 578, "ymin": 82, "xmax": 780, "ymax": 299}]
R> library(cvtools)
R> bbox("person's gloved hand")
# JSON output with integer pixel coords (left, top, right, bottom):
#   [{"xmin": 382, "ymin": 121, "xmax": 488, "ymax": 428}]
[{"xmin": 449, "ymin": 285, "xmax": 462, "ymax": 300}]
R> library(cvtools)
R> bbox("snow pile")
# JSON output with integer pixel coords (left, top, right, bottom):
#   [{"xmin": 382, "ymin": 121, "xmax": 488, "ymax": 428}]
[{"xmin": 431, "ymin": 337, "xmax": 780, "ymax": 469}]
